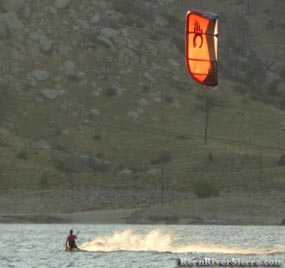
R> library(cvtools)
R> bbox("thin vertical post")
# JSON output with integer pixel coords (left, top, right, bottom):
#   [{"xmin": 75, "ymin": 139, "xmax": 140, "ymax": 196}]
[
  {"xmin": 204, "ymin": 103, "xmax": 209, "ymax": 145},
  {"xmin": 259, "ymin": 147, "xmax": 262, "ymax": 183},
  {"xmin": 161, "ymin": 163, "xmax": 165, "ymax": 203}
]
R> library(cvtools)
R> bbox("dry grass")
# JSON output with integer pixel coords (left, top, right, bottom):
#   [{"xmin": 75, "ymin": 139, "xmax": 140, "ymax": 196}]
[{"xmin": 0, "ymin": 0, "xmax": 285, "ymax": 196}]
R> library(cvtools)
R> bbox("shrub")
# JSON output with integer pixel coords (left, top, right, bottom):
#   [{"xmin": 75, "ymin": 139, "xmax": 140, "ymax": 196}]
[
  {"xmin": 51, "ymin": 151, "xmax": 110, "ymax": 173},
  {"xmin": 66, "ymin": 72, "xmax": 82, "ymax": 82},
  {"xmin": 165, "ymin": 95, "xmax": 175, "ymax": 104},
  {"xmin": 113, "ymin": 0, "xmax": 145, "ymax": 17},
  {"xmin": 193, "ymin": 180, "xmax": 220, "ymax": 199},
  {"xmin": 54, "ymin": 140, "xmax": 69, "ymax": 152},
  {"xmin": 208, "ymin": 152, "xmax": 214, "ymax": 164},
  {"xmin": 39, "ymin": 172, "xmax": 50, "ymax": 188},
  {"xmin": 104, "ymin": 87, "xmax": 118, "ymax": 97},
  {"xmin": 93, "ymin": 133, "xmax": 102, "ymax": 141},
  {"xmin": 16, "ymin": 148, "xmax": 29, "ymax": 160},
  {"xmin": 278, "ymin": 154, "xmax": 285, "ymax": 166},
  {"xmin": 150, "ymin": 150, "xmax": 172, "ymax": 165}
]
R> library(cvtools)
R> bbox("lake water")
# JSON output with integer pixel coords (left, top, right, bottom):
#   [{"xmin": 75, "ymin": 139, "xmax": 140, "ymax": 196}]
[{"xmin": 0, "ymin": 224, "xmax": 284, "ymax": 268}]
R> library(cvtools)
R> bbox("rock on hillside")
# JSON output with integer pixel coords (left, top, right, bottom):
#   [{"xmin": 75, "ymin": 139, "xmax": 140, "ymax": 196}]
[{"xmin": 0, "ymin": 0, "xmax": 284, "ymax": 191}]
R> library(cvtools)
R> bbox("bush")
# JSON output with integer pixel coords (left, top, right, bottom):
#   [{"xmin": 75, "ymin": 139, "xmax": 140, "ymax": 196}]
[
  {"xmin": 278, "ymin": 154, "xmax": 285, "ymax": 166},
  {"xmin": 93, "ymin": 133, "xmax": 102, "ymax": 141},
  {"xmin": 54, "ymin": 140, "xmax": 69, "ymax": 152},
  {"xmin": 150, "ymin": 150, "xmax": 172, "ymax": 165},
  {"xmin": 208, "ymin": 152, "xmax": 214, "ymax": 164},
  {"xmin": 113, "ymin": 0, "xmax": 145, "ymax": 18},
  {"xmin": 51, "ymin": 151, "xmax": 110, "ymax": 173},
  {"xmin": 165, "ymin": 95, "xmax": 175, "ymax": 104},
  {"xmin": 104, "ymin": 87, "xmax": 118, "ymax": 97},
  {"xmin": 39, "ymin": 172, "xmax": 50, "ymax": 189},
  {"xmin": 16, "ymin": 148, "xmax": 29, "ymax": 160},
  {"xmin": 193, "ymin": 180, "xmax": 220, "ymax": 199}
]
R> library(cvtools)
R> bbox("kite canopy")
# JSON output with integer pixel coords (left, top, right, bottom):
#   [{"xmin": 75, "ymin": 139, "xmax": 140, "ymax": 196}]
[{"xmin": 185, "ymin": 10, "xmax": 218, "ymax": 87}]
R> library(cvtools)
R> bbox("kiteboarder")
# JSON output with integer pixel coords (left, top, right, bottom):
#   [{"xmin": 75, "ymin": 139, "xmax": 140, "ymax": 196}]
[{"xmin": 66, "ymin": 230, "xmax": 79, "ymax": 251}]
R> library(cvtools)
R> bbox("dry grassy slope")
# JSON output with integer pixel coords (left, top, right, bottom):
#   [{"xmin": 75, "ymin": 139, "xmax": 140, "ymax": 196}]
[{"xmin": 0, "ymin": 0, "xmax": 284, "ymax": 193}]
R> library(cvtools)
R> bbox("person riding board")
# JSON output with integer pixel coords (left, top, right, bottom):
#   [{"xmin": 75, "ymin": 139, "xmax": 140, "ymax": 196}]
[{"xmin": 66, "ymin": 230, "xmax": 79, "ymax": 251}]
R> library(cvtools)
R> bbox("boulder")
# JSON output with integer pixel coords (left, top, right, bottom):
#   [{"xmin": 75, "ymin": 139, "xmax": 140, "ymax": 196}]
[
  {"xmin": 38, "ymin": 34, "xmax": 52, "ymax": 52},
  {"xmin": 120, "ymin": 169, "xmax": 133, "ymax": 175},
  {"xmin": 170, "ymin": 98, "xmax": 181, "ymax": 109},
  {"xmin": 89, "ymin": 109, "xmax": 100, "ymax": 116},
  {"xmin": 100, "ymin": 27, "xmax": 119, "ymax": 39},
  {"xmin": 30, "ymin": 31, "xmax": 52, "ymax": 52},
  {"xmin": 137, "ymin": 98, "xmax": 150, "ymax": 107},
  {"xmin": 127, "ymin": 111, "xmax": 139, "ymax": 119},
  {"xmin": 0, "ymin": 0, "xmax": 26, "ymax": 14},
  {"xmin": 97, "ymin": 35, "xmax": 116, "ymax": 52},
  {"xmin": 0, "ymin": 12, "xmax": 23, "ymax": 32},
  {"xmin": 51, "ymin": 152, "xmax": 110, "ymax": 173},
  {"xmin": 146, "ymin": 169, "xmax": 159, "ymax": 175},
  {"xmin": 52, "ymin": 44, "xmax": 69, "ymax": 58},
  {"xmin": 136, "ymin": 107, "xmax": 144, "ymax": 115},
  {"xmin": 36, "ymin": 140, "xmax": 50, "ymax": 150},
  {"xmin": 118, "ymin": 49, "xmax": 139, "ymax": 65},
  {"xmin": 153, "ymin": 96, "xmax": 162, "ymax": 102},
  {"xmin": 78, "ymin": 80, "xmax": 87, "ymax": 87},
  {"xmin": 64, "ymin": 60, "xmax": 75, "ymax": 72},
  {"xmin": 92, "ymin": 83, "xmax": 103, "ymax": 97},
  {"xmin": 143, "ymin": 72, "xmax": 158, "ymax": 84},
  {"xmin": 77, "ymin": 19, "xmax": 89, "ymax": 29},
  {"xmin": 40, "ymin": 89, "xmax": 59, "ymax": 100},
  {"xmin": 90, "ymin": 14, "xmax": 101, "ymax": 25},
  {"xmin": 31, "ymin": 70, "xmax": 49, "ymax": 81}
]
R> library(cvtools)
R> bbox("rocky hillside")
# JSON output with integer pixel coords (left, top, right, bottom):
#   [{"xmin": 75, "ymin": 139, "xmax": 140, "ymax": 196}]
[{"xmin": 0, "ymin": 0, "xmax": 285, "ymax": 197}]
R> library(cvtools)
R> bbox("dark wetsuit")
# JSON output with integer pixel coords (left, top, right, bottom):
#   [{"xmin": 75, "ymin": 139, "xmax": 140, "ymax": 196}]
[{"xmin": 66, "ymin": 234, "xmax": 77, "ymax": 250}]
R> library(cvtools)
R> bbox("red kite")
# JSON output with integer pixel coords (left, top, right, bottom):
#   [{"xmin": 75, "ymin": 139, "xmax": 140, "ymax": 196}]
[{"xmin": 186, "ymin": 10, "xmax": 218, "ymax": 87}]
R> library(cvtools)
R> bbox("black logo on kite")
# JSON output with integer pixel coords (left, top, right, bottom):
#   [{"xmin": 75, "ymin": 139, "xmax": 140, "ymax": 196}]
[{"xmin": 193, "ymin": 21, "xmax": 203, "ymax": 48}]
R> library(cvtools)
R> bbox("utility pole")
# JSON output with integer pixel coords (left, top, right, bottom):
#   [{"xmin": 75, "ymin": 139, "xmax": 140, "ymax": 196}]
[
  {"xmin": 204, "ymin": 99, "xmax": 210, "ymax": 145},
  {"xmin": 161, "ymin": 163, "xmax": 165, "ymax": 203},
  {"xmin": 259, "ymin": 147, "xmax": 263, "ymax": 183}
]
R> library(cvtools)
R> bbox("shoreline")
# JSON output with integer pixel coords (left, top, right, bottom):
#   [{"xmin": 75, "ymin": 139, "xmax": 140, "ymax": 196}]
[
  {"xmin": 0, "ymin": 190, "xmax": 284, "ymax": 226},
  {"xmin": 0, "ymin": 209, "xmax": 282, "ymax": 226}
]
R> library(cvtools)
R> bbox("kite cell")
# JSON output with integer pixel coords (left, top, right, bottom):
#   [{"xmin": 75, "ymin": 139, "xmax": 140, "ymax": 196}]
[{"xmin": 186, "ymin": 10, "xmax": 218, "ymax": 87}]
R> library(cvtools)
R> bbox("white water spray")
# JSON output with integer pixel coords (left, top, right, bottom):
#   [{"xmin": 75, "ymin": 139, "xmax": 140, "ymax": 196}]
[{"xmin": 79, "ymin": 229, "xmax": 285, "ymax": 254}]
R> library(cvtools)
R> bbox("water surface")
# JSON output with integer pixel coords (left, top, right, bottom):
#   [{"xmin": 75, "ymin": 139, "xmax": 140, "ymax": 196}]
[{"xmin": 0, "ymin": 224, "xmax": 284, "ymax": 268}]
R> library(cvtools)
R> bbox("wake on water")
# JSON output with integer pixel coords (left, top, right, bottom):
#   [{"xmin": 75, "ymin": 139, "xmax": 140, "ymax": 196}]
[{"xmin": 79, "ymin": 229, "xmax": 285, "ymax": 255}]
